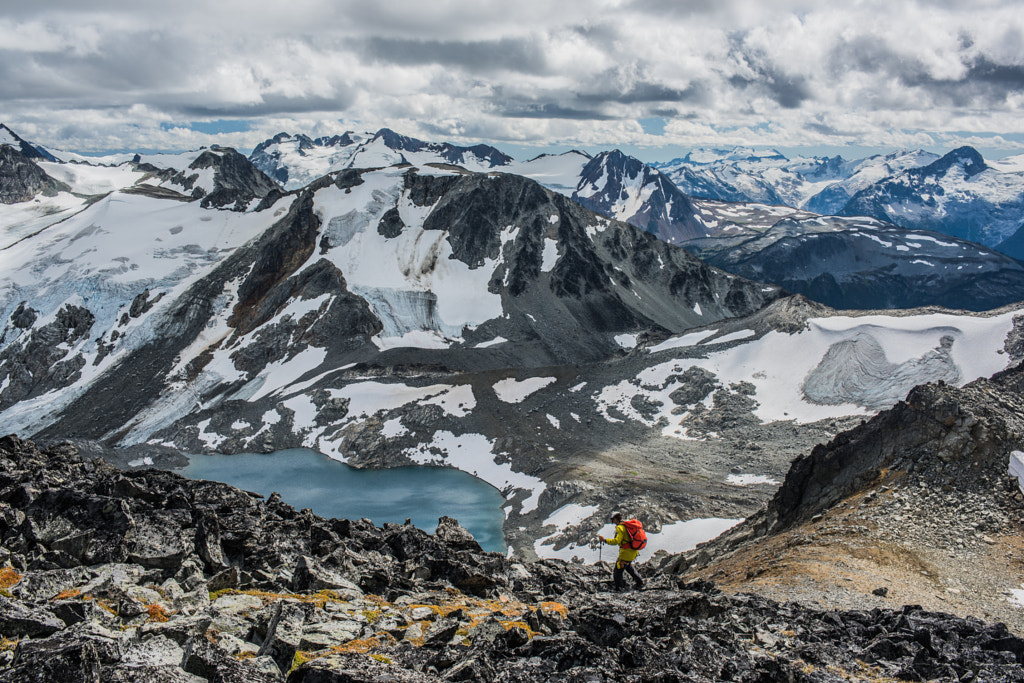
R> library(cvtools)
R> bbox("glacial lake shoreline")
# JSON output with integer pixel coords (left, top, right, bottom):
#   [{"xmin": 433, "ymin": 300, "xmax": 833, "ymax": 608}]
[{"xmin": 178, "ymin": 448, "xmax": 508, "ymax": 553}]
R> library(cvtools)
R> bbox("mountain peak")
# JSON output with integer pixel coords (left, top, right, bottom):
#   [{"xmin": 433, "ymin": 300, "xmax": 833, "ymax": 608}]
[
  {"xmin": 372, "ymin": 127, "xmax": 424, "ymax": 153},
  {"xmin": 0, "ymin": 123, "xmax": 58, "ymax": 162},
  {"xmin": 921, "ymin": 145, "xmax": 987, "ymax": 179},
  {"xmin": 0, "ymin": 144, "xmax": 70, "ymax": 202}
]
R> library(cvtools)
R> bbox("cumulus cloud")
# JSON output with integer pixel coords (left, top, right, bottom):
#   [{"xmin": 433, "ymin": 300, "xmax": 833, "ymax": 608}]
[{"xmin": 1, "ymin": 0, "xmax": 1022, "ymax": 157}]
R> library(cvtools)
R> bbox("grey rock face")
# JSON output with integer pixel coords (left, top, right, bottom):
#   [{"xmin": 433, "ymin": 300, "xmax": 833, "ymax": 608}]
[
  {"xmin": 0, "ymin": 302, "xmax": 94, "ymax": 409},
  {"xmin": 191, "ymin": 147, "xmax": 280, "ymax": 211},
  {"xmin": 0, "ymin": 596, "xmax": 64, "ymax": 637},
  {"xmin": 0, "ymin": 145, "xmax": 69, "ymax": 204},
  {"xmin": 139, "ymin": 147, "xmax": 280, "ymax": 211}
]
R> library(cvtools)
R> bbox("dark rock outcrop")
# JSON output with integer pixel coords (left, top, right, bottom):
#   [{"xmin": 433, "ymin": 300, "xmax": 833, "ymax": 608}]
[
  {"xmin": 192, "ymin": 147, "xmax": 281, "ymax": 211},
  {"xmin": 0, "ymin": 303, "xmax": 95, "ymax": 410},
  {"xmin": 136, "ymin": 147, "xmax": 279, "ymax": 211},
  {"xmin": 0, "ymin": 145, "xmax": 70, "ymax": 204}
]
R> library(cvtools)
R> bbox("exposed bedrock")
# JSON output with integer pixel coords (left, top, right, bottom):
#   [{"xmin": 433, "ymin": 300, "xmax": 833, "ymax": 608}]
[{"xmin": 0, "ymin": 145, "xmax": 69, "ymax": 204}]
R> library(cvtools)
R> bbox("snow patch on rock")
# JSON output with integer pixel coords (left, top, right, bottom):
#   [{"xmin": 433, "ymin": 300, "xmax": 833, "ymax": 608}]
[{"xmin": 494, "ymin": 377, "xmax": 557, "ymax": 403}]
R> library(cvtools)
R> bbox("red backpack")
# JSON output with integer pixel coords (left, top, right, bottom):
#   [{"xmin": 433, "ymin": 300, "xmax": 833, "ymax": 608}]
[{"xmin": 621, "ymin": 519, "xmax": 647, "ymax": 550}]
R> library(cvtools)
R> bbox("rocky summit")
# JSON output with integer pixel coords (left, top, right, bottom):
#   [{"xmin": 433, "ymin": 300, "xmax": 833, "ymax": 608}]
[{"xmin": 1, "ymin": 435, "xmax": 1023, "ymax": 682}]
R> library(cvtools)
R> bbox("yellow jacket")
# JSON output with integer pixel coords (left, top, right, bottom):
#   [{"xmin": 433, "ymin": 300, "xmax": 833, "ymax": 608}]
[{"xmin": 603, "ymin": 523, "xmax": 639, "ymax": 562}]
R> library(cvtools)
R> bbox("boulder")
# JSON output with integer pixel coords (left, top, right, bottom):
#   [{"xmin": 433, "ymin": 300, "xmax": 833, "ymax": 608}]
[
  {"xmin": 11, "ymin": 566, "xmax": 92, "ymax": 601},
  {"xmin": 424, "ymin": 616, "xmax": 461, "ymax": 647},
  {"xmin": 6, "ymin": 640, "xmax": 102, "ymax": 683},
  {"xmin": 208, "ymin": 565, "xmax": 240, "ymax": 593},
  {"xmin": 119, "ymin": 635, "xmax": 185, "ymax": 668},
  {"xmin": 433, "ymin": 516, "xmax": 482, "ymax": 553},
  {"xmin": 0, "ymin": 596, "xmax": 64, "ymax": 637},
  {"xmin": 125, "ymin": 510, "xmax": 194, "ymax": 570},
  {"xmin": 289, "ymin": 651, "xmax": 445, "ymax": 682},
  {"xmin": 101, "ymin": 666, "xmax": 205, "ymax": 683},
  {"xmin": 290, "ymin": 556, "xmax": 362, "ymax": 597},
  {"xmin": 139, "ymin": 614, "xmax": 214, "ymax": 646},
  {"xmin": 298, "ymin": 620, "xmax": 365, "ymax": 650},
  {"xmin": 254, "ymin": 601, "xmax": 306, "ymax": 674},
  {"xmin": 181, "ymin": 637, "xmax": 283, "ymax": 683}
]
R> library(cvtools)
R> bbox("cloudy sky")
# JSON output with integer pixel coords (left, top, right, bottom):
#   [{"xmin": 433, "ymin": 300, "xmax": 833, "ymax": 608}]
[{"xmin": 3, "ymin": 0, "xmax": 1023, "ymax": 161}]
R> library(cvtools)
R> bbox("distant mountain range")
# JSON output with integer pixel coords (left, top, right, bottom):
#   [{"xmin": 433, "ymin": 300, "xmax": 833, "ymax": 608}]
[
  {"xmin": 249, "ymin": 129, "xmax": 512, "ymax": 190},
  {"xmin": 653, "ymin": 145, "xmax": 1024, "ymax": 260},
  {"xmin": 5, "ymin": 123, "xmax": 1024, "ymax": 313}
]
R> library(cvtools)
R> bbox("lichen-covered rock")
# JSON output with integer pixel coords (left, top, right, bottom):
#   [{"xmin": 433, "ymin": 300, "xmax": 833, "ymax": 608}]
[
  {"xmin": 290, "ymin": 556, "xmax": 362, "ymax": 596},
  {"xmin": 289, "ymin": 651, "xmax": 445, "ymax": 682},
  {"xmin": 0, "ymin": 596, "xmax": 64, "ymax": 637},
  {"xmin": 5, "ymin": 639, "xmax": 102, "ymax": 683},
  {"xmin": 0, "ymin": 436, "xmax": 1021, "ymax": 682}
]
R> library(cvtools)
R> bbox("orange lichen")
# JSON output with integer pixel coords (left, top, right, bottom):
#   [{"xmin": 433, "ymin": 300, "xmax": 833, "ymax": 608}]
[
  {"xmin": 0, "ymin": 566, "xmax": 21, "ymax": 591},
  {"xmin": 290, "ymin": 636, "xmax": 398, "ymax": 673},
  {"xmin": 51, "ymin": 588, "xmax": 81, "ymax": 601},
  {"xmin": 146, "ymin": 603, "xmax": 171, "ymax": 623},
  {"xmin": 208, "ymin": 588, "xmax": 349, "ymax": 609},
  {"xmin": 82, "ymin": 595, "xmax": 118, "ymax": 616},
  {"xmin": 330, "ymin": 636, "xmax": 386, "ymax": 654},
  {"xmin": 540, "ymin": 601, "xmax": 568, "ymax": 618},
  {"xmin": 499, "ymin": 620, "xmax": 532, "ymax": 633}
]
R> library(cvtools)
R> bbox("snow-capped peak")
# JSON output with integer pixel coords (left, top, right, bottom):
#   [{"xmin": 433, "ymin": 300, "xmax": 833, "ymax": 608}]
[{"xmin": 0, "ymin": 123, "xmax": 59, "ymax": 162}]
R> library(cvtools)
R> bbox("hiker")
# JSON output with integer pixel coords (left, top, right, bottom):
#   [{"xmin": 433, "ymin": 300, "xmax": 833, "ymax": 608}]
[{"xmin": 598, "ymin": 511, "xmax": 644, "ymax": 591}]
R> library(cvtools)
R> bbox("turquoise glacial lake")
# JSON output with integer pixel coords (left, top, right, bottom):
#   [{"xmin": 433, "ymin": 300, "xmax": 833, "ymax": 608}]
[{"xmin": 181, "ymin": 448, "xmax": 507, "ymax": 553}]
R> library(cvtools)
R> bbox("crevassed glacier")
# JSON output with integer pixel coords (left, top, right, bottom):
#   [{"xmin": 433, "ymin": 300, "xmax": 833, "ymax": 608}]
[
  {"xmin": 802, "ymin": 332, "xmax": 961, "ymax": 410},
  {"xmin": 353, "ymin": 285, "xmax": 465, "ymax": 340}
]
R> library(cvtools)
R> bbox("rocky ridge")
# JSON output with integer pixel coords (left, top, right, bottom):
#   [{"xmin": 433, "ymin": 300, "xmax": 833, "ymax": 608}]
[
  {"xmin": 839, "ymin": 147, "xmax": 1024, "ymax": 255},
  {"xmin": 1, "ymin": 435, "xmax": 1023, "ymax": 682},
  {"xmin": 0, "ymin": 146, "xmax": 70, "ymax": 205},
  {"xmin": 249, "ymin": 129, "xmax": 512, "ymax": 190},
  {"xmin": 663, "ymin": 358, "xmax": 1024, "ymax": 635}
]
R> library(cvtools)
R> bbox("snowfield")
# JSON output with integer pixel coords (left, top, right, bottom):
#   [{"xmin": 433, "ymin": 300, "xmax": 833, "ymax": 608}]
[
  {"xmin": 401, "ymin": 430, "xmax": 546, "ymax": 515},
  {"xmin": 598, "ymin": 310, "xmax": 1020, "ymax": 433}
]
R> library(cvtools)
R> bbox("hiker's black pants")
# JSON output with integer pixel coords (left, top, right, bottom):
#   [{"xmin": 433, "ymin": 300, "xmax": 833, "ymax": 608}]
[{"xmin": 614, "ymin": 560, "xmax": 642, "ymax": 589}]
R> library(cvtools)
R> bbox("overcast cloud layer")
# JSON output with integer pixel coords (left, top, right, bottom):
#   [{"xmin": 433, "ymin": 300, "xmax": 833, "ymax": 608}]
[{"xmin": 2, "ymin": 0, "xmax": 1023, "ymax": 159}]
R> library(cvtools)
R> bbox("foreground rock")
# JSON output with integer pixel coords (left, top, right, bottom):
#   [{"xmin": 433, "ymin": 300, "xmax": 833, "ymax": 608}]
[{"xmin": 0, "ymin": 436, "xmax": 1022, "ymax": 681}]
